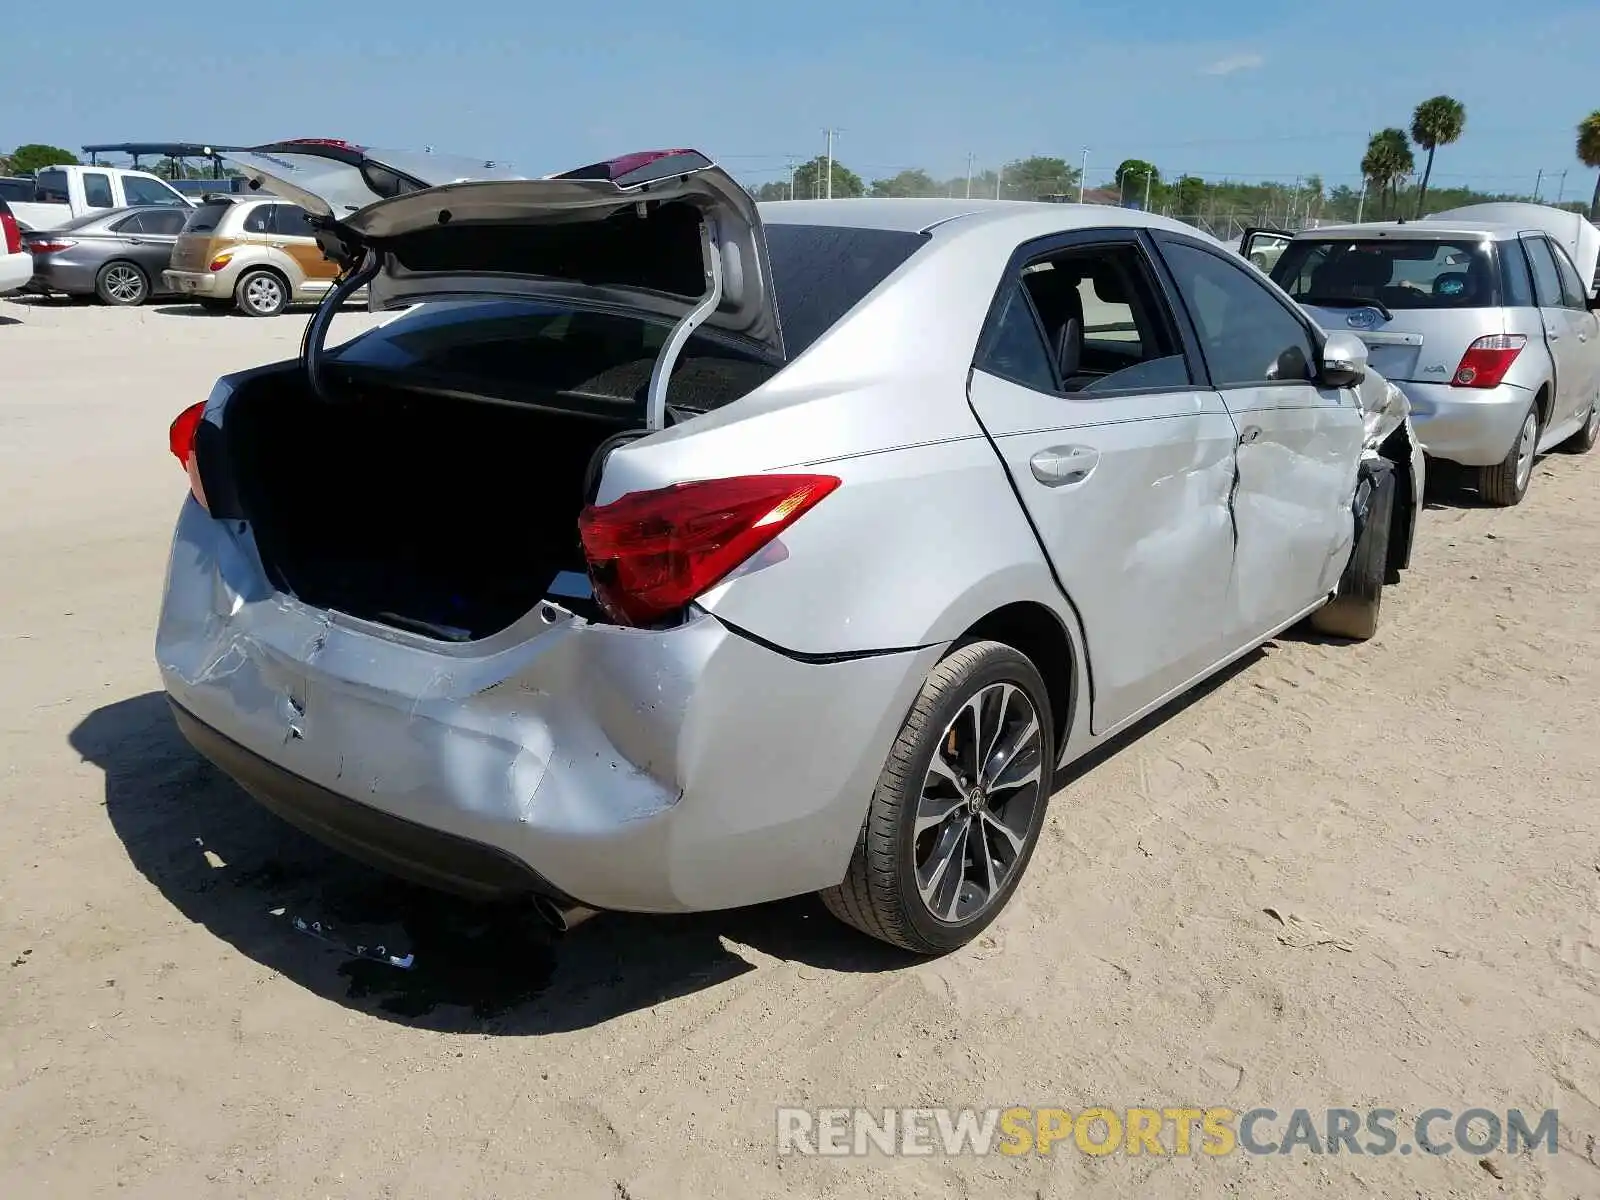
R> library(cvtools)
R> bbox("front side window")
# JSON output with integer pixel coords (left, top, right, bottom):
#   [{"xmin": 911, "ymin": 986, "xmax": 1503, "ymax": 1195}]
[
  {"xmin": 122, "ymin": 175, "xmax": 186, "ymax": 207},
  {"xmin": 1163, "ymin": 240, "xmax": 1316, "ymax": 387},
  {"xmin": 82, "ymin": 173, "xmax": 114, "ymax": 209},
  {"xmin": 1549, "ymin": 241, "xmax": 1591, "ymax": 310}
]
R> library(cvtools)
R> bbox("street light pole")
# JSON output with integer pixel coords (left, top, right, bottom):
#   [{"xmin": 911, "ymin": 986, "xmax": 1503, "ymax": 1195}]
[
  {"xmin": 965, "ymin": 152, "xmax": 975, "ymax": 199},
  {"xmin": 823, "ymin": 128, "xmax": 839, "ymax": 200},
  {"xmin": 1079, "ymin": 148, "xmax": 1089, "ymax": 204}
]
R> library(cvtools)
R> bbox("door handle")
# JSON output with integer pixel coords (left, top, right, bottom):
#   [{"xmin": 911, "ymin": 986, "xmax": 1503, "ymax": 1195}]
[
  {"xmin": 127, "ymin": 237, "xmax": 146, "ymax": 244},
  {"xmin": 1547, "ymin": 327, "xmax": 1561, "ymax": 340},
  {"xmin": 1029, "ymin": 445, "xmax": 1099, "ymax": 486},
  {"xmin": 1239, "ymin": 425, "xmax": 1263, "ymax": 445}
]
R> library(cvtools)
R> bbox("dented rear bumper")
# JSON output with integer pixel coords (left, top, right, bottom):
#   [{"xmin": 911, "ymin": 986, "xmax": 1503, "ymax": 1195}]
[{"xmin": 156, "ymin": 499, "xmax": 940, "ymax": 913}]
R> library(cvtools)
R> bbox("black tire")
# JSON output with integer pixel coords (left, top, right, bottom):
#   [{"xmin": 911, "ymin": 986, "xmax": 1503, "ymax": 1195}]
[
  {"xmin": 234, "ymin": 269, "xmax": 289, "ymax": 317},
  {"xmin": 1310, "ymin": 467, "xmax": 1394, "ymax": 641},
  {"xmin": 821, "ymin": 639, "xmax": 1055, "ymax": 955},
  {"xmin": 1478, "ymin": 403, "xmax": 1539, "ymax": 506},
  {"xmin": 94, "ymin": 261, "xmax": 149, "ymax": 307},
  {"xmin": 1561, "ymin": 399, "xmax": 1599, "ymax": 454}
]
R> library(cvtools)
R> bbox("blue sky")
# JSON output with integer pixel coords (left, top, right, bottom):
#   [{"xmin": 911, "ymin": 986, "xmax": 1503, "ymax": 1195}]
[{"xmin": 3, "ymin": 0, "xmax": 1597, "ymax": 200}]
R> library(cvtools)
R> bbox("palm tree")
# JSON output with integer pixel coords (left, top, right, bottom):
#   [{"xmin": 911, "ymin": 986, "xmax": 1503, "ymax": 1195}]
[
  {"xmin": 1579, "ymin": 111, "xmax": 1600, "ymax": 222},
  {"xmin": 1411, "ymin": 96, "xmax": 1466, "ymax": 216},
  {"xmin": 1361, "ymin": 129, "xmax": 1414, "ymax": 218}
]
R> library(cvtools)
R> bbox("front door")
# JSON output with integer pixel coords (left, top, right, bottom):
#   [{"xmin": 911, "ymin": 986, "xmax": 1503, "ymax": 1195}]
[
  {"xmin": 966, "ymin": 230, "xmax": 1238, "ymax": 734},
  {"xmin": 1544, "ymin": 235, "xmax": 1600, "ymax": 429},
  {"xmin": 1154, "ymin": 233, "xmax": 1364, "ymax": 641}
]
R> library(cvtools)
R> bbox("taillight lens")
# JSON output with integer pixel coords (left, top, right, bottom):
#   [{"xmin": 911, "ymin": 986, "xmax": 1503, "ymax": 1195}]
[
  {"xmin": 1, "ymin": 212, "xmax": 20, "ymax": 256},
  {"xmin": 207, "ymin": 252, "xmax": 233, "ymax": 271},
  {"xmin": 169, "ymin": 402, "xmax": 209, "ymax": 510},
  {"xmin": 1452, "ymin": 334, "xmax": 1525, "ymax": 389},
  {"xmin": 577, "ymin": 474, "xmax": 841, "ymax": 626},
  {"xmin": 27, "ymin": 238, "xmax": 76, "ymax": 254}
]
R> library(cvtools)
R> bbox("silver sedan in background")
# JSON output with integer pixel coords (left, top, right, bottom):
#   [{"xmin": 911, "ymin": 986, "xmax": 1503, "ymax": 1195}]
[
  {"xmin": 156, "ymin": 144, "xmax": 1421, "ymax": 955},
  {"xmin": 22, "ymin": 205, "xmax": 190, "ymax": 306}
]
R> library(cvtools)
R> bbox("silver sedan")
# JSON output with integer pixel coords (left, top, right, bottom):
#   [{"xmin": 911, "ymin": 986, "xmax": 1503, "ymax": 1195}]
[
  {"xmin": 156, "ymin": 144, "xmax": 1421, "ymax": 954},
  {"xmin": 22, "ymin": 205, "xmax": 190, "ymax": 305}
]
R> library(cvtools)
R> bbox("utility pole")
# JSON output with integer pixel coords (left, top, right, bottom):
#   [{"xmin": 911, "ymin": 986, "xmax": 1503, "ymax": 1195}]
[
  {"xmin": 1533, "ymin": 168, "xmax": 1543, "ymax": 202},
  {"xmin": 823, "ymin": 128, "xmax": 840, "ymax": 200},
  {"xmin": 1355, "ymin": 180, "xmax": 1367, "ymax": 224},
  {"xmin": 1143, "ymin": 166, "xmax": 1153, "ymax": 212},
  {"xmin": 965, "ymin": 152, "xmax": 975, "ymax": 199},
  {"xmin": 786, "ymin": 155, "xmax": 796, "ymax": 202},
  {"xmin": 1556, "ymin": 170, "xmax": 1569, "ymax": 204},
  {"xmin": 995, "ymin": 165, "xmax": 1003, "ymax": 200},
  {"xmin": 1079, "ymin": 148, "xmax": 1089, "ymax": 204}
]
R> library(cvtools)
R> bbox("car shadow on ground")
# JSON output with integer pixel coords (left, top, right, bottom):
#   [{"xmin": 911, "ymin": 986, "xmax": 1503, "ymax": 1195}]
[
  {"xmin": 76, "ymin": 692, "xmax": 919, "ymax": 1035},
  {"xmin": 79, "ymin": 659, "xmax": 1264, "ymax": 1034}
]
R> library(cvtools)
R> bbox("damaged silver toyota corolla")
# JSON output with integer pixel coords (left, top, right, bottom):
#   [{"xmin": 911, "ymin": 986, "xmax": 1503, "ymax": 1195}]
[{"xmin": 157, "ymin": 141, "xmax": 1424, "ymax": 954}]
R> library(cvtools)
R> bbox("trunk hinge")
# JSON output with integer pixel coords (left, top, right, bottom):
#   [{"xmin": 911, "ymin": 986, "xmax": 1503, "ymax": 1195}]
[
  {"xmin": 301, "ymin": 248, "xmax": 382, "ymax": 402},
  {"xmin": 644, "ymin": 219, "xmax": 723, "ymax": 432}
]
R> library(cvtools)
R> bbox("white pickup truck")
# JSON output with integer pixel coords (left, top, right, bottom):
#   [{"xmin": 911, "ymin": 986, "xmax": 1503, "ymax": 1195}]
[{"xmin": 8, "ymin": 165, "xmax": 193, "ymax": 231}]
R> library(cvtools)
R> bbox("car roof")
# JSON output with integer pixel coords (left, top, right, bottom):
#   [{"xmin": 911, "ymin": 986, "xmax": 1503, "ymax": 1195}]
[{"xmin": 757, "ymin": 197, "xmax": 1222, "ymax": 244}]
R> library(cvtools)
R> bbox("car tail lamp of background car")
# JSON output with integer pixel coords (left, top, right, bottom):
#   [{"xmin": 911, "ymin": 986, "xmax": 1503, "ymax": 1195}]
[
  {"xmin": 26, "ymin": 237, "xmax": 76, "ymax": 255},
  {"xmin": 169, "ymin": 402, "xmax": 209, "ymax": 511},
  {"xmin": 1, "ymin": 209, "xmax": 21, "ymax": 256},
  {"xmin": 1452, "ymin": 334, "xmax": 1526, "ymax": 388},
  {"xmin": 577, "ymin": 474, "xmax": 840, "ymax": 626},
  {"xmin": 208, "ymin": 252, "xmax": 233, "ymax": 272}
]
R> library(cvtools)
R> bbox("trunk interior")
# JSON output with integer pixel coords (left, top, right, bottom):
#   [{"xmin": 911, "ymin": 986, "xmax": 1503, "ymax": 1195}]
[{"xmin": 218, "ymin": 329, "xmax": 776, "ymax": 641}]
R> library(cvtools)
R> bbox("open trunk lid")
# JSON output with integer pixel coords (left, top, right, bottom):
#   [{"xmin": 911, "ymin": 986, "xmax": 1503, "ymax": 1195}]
[{"xmin": 220, "ymin": 142, "xmax": 784, "ymax": 364}]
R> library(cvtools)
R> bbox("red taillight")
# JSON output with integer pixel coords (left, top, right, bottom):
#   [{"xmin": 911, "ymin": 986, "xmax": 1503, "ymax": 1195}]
[
  {"xmin": 169, "ymin": 402, "xmax": 209, "ymax": 510},
  {"xmin": 27, "ymin": 238, "xmax": 76, "ymax": 255},
  {"xmin": 279, "ymin": 138, "xmax": 361, "ymax": 150},
  {"xmin": 577, "ymin": 474, "xmax": 841, "ymax": 626},
  {"xmin": 1, "ymin": 212, "xmax": 20, "ymax": 256},
  {"xmin": 1451, "ymin": 334, "xmax": 1526, "ymax": 389}
]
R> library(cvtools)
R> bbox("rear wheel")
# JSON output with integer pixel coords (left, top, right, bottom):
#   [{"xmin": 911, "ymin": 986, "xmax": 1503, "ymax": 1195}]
[
  {"xmin": 235, "ymin": 269, "xmax": 289, "ymax": 317},
  {"xmin": 1309, "ymin": 467, "xmax": 1394, "ymax": 641},
  {"xmin": 95, "ymin": 261, "xmax": 149, "ymax": 307},
  {"xmin": 1478, "ymin": 404, "xmax": 1539, "ymax": 506},
  {"xmin": 1562, "ymin": 398, "xmax": 1600, "ymax": 454},
  {"xmin": 821, "ymin": 640, "xmax": 1054, "ymax": 955}
]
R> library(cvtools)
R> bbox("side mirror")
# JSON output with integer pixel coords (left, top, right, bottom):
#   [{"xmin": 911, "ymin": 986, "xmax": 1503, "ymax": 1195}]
[{"xmin": 1319, "ymin": 331, "xmax": 1369, "ymax": 388}]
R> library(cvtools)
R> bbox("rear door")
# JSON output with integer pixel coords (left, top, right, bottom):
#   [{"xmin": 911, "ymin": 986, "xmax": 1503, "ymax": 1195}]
[
  {"xmin": 967, "ymin": 228, "xmax": 1239, "ymax": 733},
  {"xmin": 1523, "ymin": 234, "xmax": 1583, "ymax": 420},
  {"xmin": 269, "ymin": 204, "xmax": 338, "ymax": 289},
  {"xmin": 1155, "ymin": 232, "xmax": 1363, "ymax": 641},
  {"xmin": 118, "ymin": 209, "xmax": 188, "ymax": 279}
]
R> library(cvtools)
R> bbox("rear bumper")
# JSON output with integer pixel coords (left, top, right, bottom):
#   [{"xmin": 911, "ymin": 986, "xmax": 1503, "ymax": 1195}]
[
  {"xmin": 0, "ymin": 253, "xmax": 31, "ymax": 294},
  {"xmin": 156, "ymin": 499, "xmax": 940, "ymax": 913},
  {"xmin": 1396, "ymin": 380, "xmax": 1536, "ymax": 468},
  {"xmin": 27, "ymin": 256, "xmax": 99, "ymax": 295},
  {"xmin": 164, "ymin": 269, "xmax": 225, "ymax": 298}
]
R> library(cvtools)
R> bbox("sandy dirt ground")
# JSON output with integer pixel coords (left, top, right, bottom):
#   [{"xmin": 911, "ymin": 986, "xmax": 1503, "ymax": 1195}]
[{"xmin": 2, "ymin": 294, "xmax": 1599, "ymax": 1199}]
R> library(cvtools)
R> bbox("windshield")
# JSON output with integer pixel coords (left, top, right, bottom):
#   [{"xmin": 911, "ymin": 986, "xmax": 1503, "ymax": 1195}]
[
  {"xmin": 1271, "ymin": 238, "xmax": 1499, "ymax": 310},
  {"xmin": 763, "ymin": 223, "xmax": 929, "ymax": 354}
]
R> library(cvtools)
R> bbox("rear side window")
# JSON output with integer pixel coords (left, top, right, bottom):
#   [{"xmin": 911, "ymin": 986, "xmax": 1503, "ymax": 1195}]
[
  {"xmin": 111, "ymin": 212, "xmax": 149, "ymax": 234},
  {"xmin": 122, "ymin": 175, "xmax": 185, "ymax": 207},
  {"xmin": 0, "ymin": 178, "xmax": 34, "ymax": 203},
  {"xmin": 142, "ymin": 209, "xmax": 190, "ymax": 235},
  {"xmin": 1272, "ymin": 238, "xmax": 1498, "ymax": 309},
  {"xmin": 763, "ymin": 224, "xmax": 928, "ymax": 356},
  {"xmin": 184, "ymin": 200, "xmax": 233, "ymax": 234},
  {"xmin": 242, "ymin": 204, "xmax": 274, "ymax": 234},
  {"xmin": 1162, "ymin": 239, "xmax": 1315, "ymax": 388},
  {"xmin": 271, "ymin": 204, "xmax": 317, "ymax": 237},
  {"xmin": 979, "ymin": 285, "xmax": 1058, "ymax": 393},
  {"xmin": 1523, "ymin": 237, "xmax": 1564, "ymax": 308},
  {"xmin": 35, "ymin": 169, "xmax": 70, "ymax": 205},
  {"xmin": 82, "ymin": 173, "xmax": 114, "ymax": 209},
  {"xmin": 1549, "ymin": 242, "xmax": 1591, "ymax": 310},
  {"xmin": 1497, "ymin": 239, "xmax": 1535, "ymax": 307}
]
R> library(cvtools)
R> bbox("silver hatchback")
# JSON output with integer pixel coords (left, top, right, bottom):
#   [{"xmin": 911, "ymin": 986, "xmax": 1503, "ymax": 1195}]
[
  {"xmin": 1245, "ymin": 212, "xmax": 1600, "ymax": 505},
  {"xmin": 158, "ymin": 143, "xmax": 1422, "ymax": 954}
]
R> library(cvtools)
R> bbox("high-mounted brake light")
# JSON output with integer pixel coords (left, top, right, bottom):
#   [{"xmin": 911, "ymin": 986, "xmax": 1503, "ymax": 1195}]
[
  {"xmin": 0, "ymin": 210, "xmax": 20, "ymax": 256},
  {"xmin": 1451, "ymin": 334, "xmax": 1526, "ymax": 389},
  {"xmin": 27, "ymin": 238, "xmax": 76, "ymax": 255},
  {"xmin": 577, "ymin": 474, "xmax": 841, "ymax": 626},
  {"xmin": 169, "ymin": 402, "xmax": 209, "ymax": 510},
  {"xmin": 280, "ymin": 138, "xmax": 362, "ymax": 151},
  {"xmin": 554, "ymin": 148, "xmax": 712, "ymax": 186}
]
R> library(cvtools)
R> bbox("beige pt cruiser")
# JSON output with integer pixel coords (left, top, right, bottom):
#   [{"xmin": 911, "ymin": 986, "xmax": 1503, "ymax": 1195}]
[{"xmin": 164, "ymin": 195, "xmax": 341, "ymax": 316}]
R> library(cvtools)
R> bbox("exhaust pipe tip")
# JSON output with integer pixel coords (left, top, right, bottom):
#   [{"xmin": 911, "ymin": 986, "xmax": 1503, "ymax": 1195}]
[{"xmin": 532, "ymin": 895, "xmax": 600, "ymax": 934}]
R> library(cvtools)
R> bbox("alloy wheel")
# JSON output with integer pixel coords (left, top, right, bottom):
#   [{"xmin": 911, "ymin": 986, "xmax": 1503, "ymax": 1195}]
[
  {"xmin": 1514, "ymin": 410, "xmax": 1538, "ymax": 494},
  {"xmin": 245, "ymin": 275, "xmax": 284, "ymax": 314},
  {"xmin": 103, "ymin": 265, "xmax": 144, "ymax": 304},
  {"xmin": 913, "ymin": 682, "xmax": 1046, "ymax": 924}
]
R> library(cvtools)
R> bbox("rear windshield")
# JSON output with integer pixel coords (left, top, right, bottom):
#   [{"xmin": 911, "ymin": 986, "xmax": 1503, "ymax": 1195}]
[
  {"xmin": 764, "ymin": 224, "xmax": 929, "ymax": 354},
  {"xmin": 330, "ymin": 298, "xmax": 777, "ymax": 416},
  {"xmin": 1271, "ymin": 238, "xmax": 1499, "ymax": 309},
  {"xmin": 184, "ymin": 200, "xmax": 234, "ymax": 234},
  {"xmin": 34, "ymin": 169, "xmax": 70, "ymax": 205}
]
